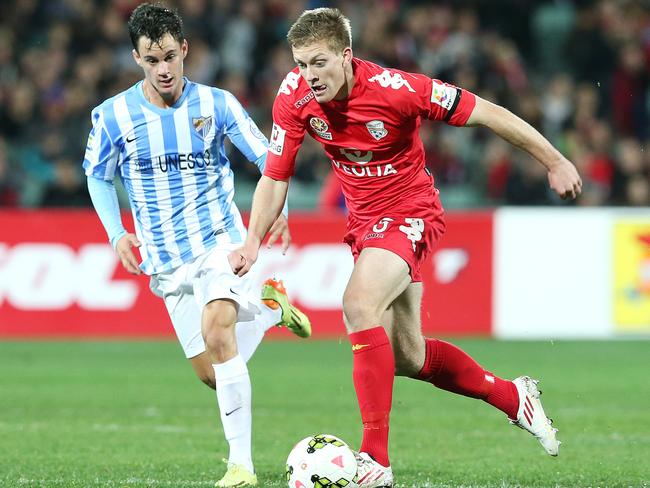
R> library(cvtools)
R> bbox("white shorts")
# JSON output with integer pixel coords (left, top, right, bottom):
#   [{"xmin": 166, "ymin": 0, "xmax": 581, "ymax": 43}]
[{"xmin": 149, "ymin": 244, "xmax": 260, "ymax": 359}]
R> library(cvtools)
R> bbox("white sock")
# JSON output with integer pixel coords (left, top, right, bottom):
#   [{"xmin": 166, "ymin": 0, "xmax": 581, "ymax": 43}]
[
  {"xmin": 257, "ymin": 298, "xmax": 282, "ymax": 332},
  {"xmin": 213, "ymin": 355, "xmax": 254, "ymax": 473},
  {"xmin": 235, "ymin": 301, "xmax": 281, "ymax": 362}
]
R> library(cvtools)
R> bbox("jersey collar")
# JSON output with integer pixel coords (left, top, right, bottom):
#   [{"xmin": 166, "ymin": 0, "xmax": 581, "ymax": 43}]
[{"xmin": 136, "ymin": 76, "xmax": 192, "ymax": 113}]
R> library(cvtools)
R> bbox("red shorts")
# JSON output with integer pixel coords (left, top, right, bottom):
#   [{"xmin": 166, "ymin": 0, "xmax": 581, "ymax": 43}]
[{"xmin": 343, "ymin": 203, "xmax": 446, "ymax": 282}]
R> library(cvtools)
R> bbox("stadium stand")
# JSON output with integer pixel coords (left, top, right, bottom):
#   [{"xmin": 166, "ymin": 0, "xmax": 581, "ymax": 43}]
[{"xmin": 0, "ymin": 0, "xmax": 647, "ymax": 209}]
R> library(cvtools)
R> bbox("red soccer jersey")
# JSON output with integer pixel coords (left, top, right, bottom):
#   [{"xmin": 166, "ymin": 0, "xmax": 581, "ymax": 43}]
[{"xmin": 264, "ymin": 58, "xmax": 476, "ymax": 220}]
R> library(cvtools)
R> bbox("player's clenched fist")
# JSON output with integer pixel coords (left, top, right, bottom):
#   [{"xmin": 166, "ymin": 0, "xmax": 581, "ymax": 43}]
[
  {"xmin": 116, "ymin": 233, "xmax": 142, "ymax": 275},
  {"xmin": 547, "ymin": 158, "xmax": 583, "ymax": 200}
]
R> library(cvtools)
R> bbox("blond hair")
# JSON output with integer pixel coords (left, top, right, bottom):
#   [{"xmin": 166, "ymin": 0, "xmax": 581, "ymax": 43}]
[{"xmin": 287, "ymin": 8, "xmax": 352, "ymax": 54}]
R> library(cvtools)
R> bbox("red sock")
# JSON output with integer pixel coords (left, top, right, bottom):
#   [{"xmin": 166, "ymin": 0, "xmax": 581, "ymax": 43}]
[
  {"xmin": 349, "ymin": 326, "xmax": 394, "ymax": 467},
  {"xmin": 415, "ymin": 338, "xmax": 519, "ymax": 419}
]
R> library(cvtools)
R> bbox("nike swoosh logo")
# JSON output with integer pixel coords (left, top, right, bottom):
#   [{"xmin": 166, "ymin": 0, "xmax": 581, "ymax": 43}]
[
  {"xmin": 351, "ymin": 343, "xmax": 370, "ymax": 351},
  {"xmin": 229, "ymin": 288, "xmax": 238, "ymax": 295},
  {"xmin": 225, "ymin": 407, "xmax": 242, "ymax": 416},
  {"xmin": 126, "ymin": 135, "xmax": 136, "ymax": 143}
]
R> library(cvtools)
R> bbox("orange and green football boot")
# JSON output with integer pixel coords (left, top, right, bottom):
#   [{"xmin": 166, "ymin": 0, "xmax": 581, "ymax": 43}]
[{"xmin": 261, "ymin": 278, "xmax": 312, "ymax": 338}]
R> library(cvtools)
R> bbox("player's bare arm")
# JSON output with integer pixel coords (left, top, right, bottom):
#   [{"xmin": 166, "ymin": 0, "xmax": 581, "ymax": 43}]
[
  {"xmin": 466, "ymin": 96, "xmax": 582, "ymax": 200},
  {"xmin": 249, "ymin": 155, "xmax": 291, "ymax": 253},
  {"xmin": 228, "ymin": 175, "xmax": 289, "ymax": 276}
]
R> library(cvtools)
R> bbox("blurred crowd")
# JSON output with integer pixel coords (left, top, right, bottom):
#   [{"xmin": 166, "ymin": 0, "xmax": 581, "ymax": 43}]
[{"xmin": 0, "ymin": 0, "xmax": 648, "ymax": 209}]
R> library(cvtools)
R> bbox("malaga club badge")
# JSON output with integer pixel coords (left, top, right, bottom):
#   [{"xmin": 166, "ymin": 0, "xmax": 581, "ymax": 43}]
[{"xmin": 193, "ymin": 116, "xmax": 213, "ymax": 139}]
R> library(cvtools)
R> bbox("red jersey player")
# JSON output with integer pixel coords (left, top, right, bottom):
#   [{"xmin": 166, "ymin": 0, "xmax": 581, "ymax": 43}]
[{"xmin": 230, "ymin": 8, "xmax": 581, "ymax": 487}]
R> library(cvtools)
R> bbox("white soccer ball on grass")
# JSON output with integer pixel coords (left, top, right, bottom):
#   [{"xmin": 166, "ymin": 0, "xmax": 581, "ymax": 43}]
[{"xmin": 286, "ymin": 434, "xmax": 358, "ymax": 488}]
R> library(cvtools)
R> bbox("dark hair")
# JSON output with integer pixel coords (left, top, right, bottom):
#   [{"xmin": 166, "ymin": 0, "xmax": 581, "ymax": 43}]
[{"xmin": 128, "ymin": 3, "xmax": 184, "ymax": 52}]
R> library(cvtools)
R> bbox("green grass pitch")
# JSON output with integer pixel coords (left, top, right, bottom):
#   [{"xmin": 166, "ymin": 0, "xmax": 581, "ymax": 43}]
[{"xmin": 1, "ymin": 339, "xmax": 648, "ymax": 487}]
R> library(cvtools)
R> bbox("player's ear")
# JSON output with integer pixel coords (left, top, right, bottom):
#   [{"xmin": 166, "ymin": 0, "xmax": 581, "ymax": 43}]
[
  {"xmin": 132, "ymin": 49, "xmax": 142, "ymax": 67},
  {"xmin": 181, "ymin": 39, "xmax": 188, "ymax": 59},
  {"xmin": 342, "ymin": 47, "xmax": 353, "ymax": 67}
]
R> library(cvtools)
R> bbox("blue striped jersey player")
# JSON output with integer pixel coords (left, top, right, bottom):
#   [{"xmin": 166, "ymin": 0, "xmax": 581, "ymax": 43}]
[
  {"xmin": 84, "ymin": 75, "xmax": 263, "ymax": 275},
  {"xmin": 83, "ymin": 4, "xmax": 311, "ymax": 488}
]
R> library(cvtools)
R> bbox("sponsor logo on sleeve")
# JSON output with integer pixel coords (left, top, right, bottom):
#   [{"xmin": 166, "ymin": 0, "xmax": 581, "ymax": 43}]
[
  {"xmin": 430, "ymin": 80, "xmax": 456, "ymax": 110},
  {"xmin": 269, "ymin": 123, "xmax": 286, "ymax": 155},
  {"xmin": 86, "ymin": 133, "xmax": 94, "ymax": 150},
  {"xmin": 249, "ymin": 120, "xmax": 265, "ymax": 140}
]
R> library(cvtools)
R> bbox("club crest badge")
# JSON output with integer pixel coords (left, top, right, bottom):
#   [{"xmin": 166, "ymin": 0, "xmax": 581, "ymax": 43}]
[
  {"xmin": 309, "ymin": 117, "xmax": 332, "ymax": 140},
  {"xmin": 366, "ymin": 120, "xmax": 388, "ymax": 140},
  {"xmin": 193, "ymin": 116, "xmax": 213, "ymax": 139}
]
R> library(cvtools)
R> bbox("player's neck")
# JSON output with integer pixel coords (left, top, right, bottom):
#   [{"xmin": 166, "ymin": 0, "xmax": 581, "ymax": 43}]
[
  {"xmin": 142, "ymin": 79, "xmax": 184, "ymax": 109},
  {"xmin": 333, "ymin": 62, "xmax": 356, "ymax": 101}
]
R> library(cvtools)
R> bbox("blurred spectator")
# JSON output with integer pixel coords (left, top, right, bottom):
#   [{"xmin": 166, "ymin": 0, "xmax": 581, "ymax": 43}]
[
  {"xmin": 40, "ymin": 158, "xmax": 92, "ymax": 207},
  {"xmin": 611, "ymin": 138, "xmax": 649, "ymax": 205},
  {"xmin": 0, "ymin": 0, "xmax": 647, "ymax": 209},
  {"xmin": 611, "ymin": 42, "xmax": 649, "ymax": 140},
  {"xmin": 0, "ymin": 138, "xmax": 20, "ymax": 207},
  {"xmin": 504, "ymin": 155, "xmax": 553, "ymax": 206}
]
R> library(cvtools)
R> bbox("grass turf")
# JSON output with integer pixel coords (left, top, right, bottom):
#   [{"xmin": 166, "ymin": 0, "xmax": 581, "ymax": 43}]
[{"xmin": 0, "ymin": 339, "xmax": 648, "ymax": 488}]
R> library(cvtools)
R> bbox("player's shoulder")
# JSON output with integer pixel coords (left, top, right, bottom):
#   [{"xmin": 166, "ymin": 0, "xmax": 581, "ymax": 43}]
[
  {"xmin": 274, "ymin": 67, "xmax": 314, "ymax": 110},
  {"xmin": 191, "ymin": 81, "xmax": 242, "ymax": 112},
  {"xmin": 190, "ymin": 79, "xmax": 225, "ymax": 98},
  {"xmin": 357, "ymin": 58, "xmax": 427, "ymax": 96},
  {"xmin": 90, "ymin": 82, "xmax": 141, "ymax": 123}
]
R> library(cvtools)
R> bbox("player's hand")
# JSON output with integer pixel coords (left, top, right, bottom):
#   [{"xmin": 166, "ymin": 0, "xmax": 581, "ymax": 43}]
[
  {"xmin": 228, "ymin": 244, "xmax": 259, "ymax": 277},
  {"xmin": 115, "ymin": 233, "xmax": 142, "ymax": 275},
  {"xmin": 266, "ymin": 214, "xmax": 291, "ymax": 254},
  {"xmin": 548, "ymin": 158, "xmax": 582, "ymax": 200}
]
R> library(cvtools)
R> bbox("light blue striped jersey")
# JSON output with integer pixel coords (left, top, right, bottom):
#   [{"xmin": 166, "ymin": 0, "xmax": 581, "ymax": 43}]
[{"xmin": 83, "ymin": 78, "xmax": 268, "ymax": 275}]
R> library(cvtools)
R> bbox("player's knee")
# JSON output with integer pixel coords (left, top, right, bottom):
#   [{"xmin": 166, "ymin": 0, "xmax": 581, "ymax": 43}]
[
  {"xmin": 198, "ymin": 371, "xmax": 216, "ymax": 390},
  {"xmin": 342, "ymin": 290, "xmax": 379, "ymax": 330},
  {"xmin": 202, "ymin": 325, "xmax": 232, "ymax": 353},
  {"xmin": 204, "ymin": 300, "xmax": 237, "ymax": 324}
]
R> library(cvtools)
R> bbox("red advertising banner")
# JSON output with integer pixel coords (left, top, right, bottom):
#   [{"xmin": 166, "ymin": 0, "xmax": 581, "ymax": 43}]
[
  {"xmin": 0, "ymin": 210, "xmax": 168, "ymax": 337},
  {"xmin": 422, "ymin": 212, "xmax": 493, "ymax": 335},
  {"xmin": 0, "ymin": 210, "xmax": 492, "ymax": 338}
]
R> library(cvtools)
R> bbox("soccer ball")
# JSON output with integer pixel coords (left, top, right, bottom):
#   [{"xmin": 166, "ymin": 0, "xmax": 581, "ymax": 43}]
[{"xmin": 285, "ymin": 434, "xmax": 358, "ymax": 488}]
